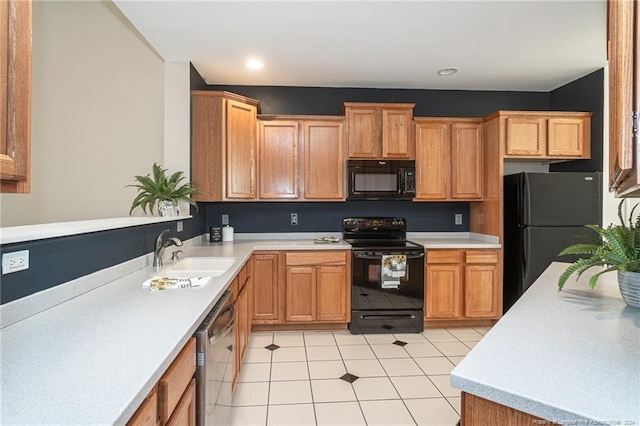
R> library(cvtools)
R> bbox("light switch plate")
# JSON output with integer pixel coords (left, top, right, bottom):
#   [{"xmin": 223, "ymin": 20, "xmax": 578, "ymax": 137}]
[
  {"xmin": 222, "ymin": 214, "xmax": 229, "ymax": 225},
  {"xmin": 176, "ymin": 221, "xmax": 183, "ymax": 232},
  {"xmin": 455, "ymin": 214, "xmax": 463, "ymax": 225}
]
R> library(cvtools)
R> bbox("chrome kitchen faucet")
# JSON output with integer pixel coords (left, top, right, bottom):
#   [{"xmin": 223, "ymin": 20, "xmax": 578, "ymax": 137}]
[{"xmin": 153, "ymin": 229, "xmax": 183, "ymax": 270}]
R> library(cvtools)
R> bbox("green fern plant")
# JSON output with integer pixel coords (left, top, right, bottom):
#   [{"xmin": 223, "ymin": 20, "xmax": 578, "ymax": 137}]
[
  {"xmin": 128, "ymin": 163, "xmax": 198, "ymax": 215},
  {"xmin": 558, "ymin": 199, "xmax": 640, "ymax": 290}
]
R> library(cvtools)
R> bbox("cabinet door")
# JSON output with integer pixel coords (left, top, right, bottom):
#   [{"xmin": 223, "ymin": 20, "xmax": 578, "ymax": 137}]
[
  {"xmin": 505, "ymin": 117, "xmax": 546, "ymax": 156},
  {"xmin": 0, "ymin": 0, "xmax": 31, "ymax": 193},
  {"xmin": 316, "ymin": 265, "xmax": 348, "ymax": 322},
  {"xmin": 285, "ymin": 266, "xmax": 315, "ymax": 322},
  {"xmin": 127, "ymin": 387, "xmax": 158, "ymax": 426},
  {"xmin": 226, "ymin": 99, "xmax": 257, "ymax": 199},
  {"xmin": 547, "ymin": 118, "xmax": 586, "ymax": 157},
  {"xmin": 464, "ymin": 264, "xmax": 499, "ymax": 318},
  {"xmin": 258, "ymin": 120, "xmax": 299, "ymax": 199},
  {"xmin": 415, "ymin": 122, "xmax": 450, "ymax": 200},
  {"xmin": 425, "ymin": 264, "xmax": 462, "ymax": 319},
  {"xmin": 303, "ymin": 120, "xmax": 345, "ymax": 200},
  {"xmin": 382, "ymin": 108, "xmax": 414, "ymax": 159},
  {"xmin": 451, "ymin": 123, "xmax": 483, "ymax": 200},
  {"xmin": 165, "ymin": 379, "xmax": 196, "ymax": 426},
  {"xmin": 346, "ymin": 107, "xmax": 380, "ymax": 158},
  {"xmin": 252, "ymin": 253, "xmax": 280, "ymax": 323},
  {"xmin": 608, "ymin": 0, "xmax": 636, "ymax": 191}
]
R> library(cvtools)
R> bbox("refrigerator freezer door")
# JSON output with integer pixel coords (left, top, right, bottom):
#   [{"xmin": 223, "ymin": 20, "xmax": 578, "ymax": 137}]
[{"xmin": 523, "ymin": 172, "xmax": 601, "ymax": 227}]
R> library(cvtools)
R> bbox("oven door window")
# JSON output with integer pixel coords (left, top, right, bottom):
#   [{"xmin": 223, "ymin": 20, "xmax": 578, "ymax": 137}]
[{"xmin": 352, "ymin": 253, "xmax": 424, "ymax": 310}]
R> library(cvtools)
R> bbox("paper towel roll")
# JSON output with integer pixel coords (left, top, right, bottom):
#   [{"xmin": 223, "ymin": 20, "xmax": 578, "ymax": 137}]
[{"xmin": 222, "ymin": 225, "xmax": 234, "ymax": 242}]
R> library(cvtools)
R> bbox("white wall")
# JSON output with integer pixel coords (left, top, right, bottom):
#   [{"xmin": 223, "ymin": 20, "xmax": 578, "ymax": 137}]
[{"xmin": 0, "ymin": 1, "xmax": 165, "ymax": 226}]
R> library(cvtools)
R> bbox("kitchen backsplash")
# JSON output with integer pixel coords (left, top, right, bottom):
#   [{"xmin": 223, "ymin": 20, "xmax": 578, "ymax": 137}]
[{"xmin": 205, "ymin": 201, "xmax": 469, "ymax": 233}]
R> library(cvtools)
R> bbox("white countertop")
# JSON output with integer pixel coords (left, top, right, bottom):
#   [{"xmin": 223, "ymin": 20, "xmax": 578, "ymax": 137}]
[
  {"xmin": 0, "ymin": 231, "xmax": 498, "ymax": 425},
  {"xmin": 451, "ymin": 262, "xmax": 640, "ymax": 423},
  {"xmin": 408, "ymin": 232, "xmax": 500, "ymax": 249}
]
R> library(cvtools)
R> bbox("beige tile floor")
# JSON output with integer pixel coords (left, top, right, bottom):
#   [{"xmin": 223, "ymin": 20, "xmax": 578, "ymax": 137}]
[{"xmin": 231, "ymin": 327, "xmax": 491, "ymax": 426}]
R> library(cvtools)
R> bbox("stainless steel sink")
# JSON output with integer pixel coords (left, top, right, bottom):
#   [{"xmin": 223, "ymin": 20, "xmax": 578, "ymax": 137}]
[{"xmin": 155, "ymin": 257, "xmax": 236, "ymax": 278}]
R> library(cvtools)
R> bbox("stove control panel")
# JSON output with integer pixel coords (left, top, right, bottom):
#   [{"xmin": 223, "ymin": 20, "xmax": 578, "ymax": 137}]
[{"xmin": 342, "ymin": 217, "xmax": 406, "ymax": 232}]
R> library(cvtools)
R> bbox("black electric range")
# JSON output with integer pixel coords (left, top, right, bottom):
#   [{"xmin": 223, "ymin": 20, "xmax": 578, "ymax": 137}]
[{"xmin": 343, "ymin": 217, "xmax": 425, "ymax": 334}]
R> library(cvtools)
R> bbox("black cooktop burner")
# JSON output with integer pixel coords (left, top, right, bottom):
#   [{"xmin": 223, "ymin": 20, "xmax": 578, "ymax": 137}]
[{"xmin": 342, "ymin": 217, "xmax": 423, "ymax": 252}]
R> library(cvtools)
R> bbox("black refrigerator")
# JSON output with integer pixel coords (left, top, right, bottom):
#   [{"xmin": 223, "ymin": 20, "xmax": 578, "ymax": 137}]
[{"xmin": 503, "ymin": 172, "xmax": 602, "ymax": 312}]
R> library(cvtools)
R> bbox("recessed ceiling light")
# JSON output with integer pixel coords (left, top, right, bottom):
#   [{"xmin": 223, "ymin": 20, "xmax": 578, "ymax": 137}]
[
  {"xmin": 246, "ymin": 59, "xmax": 264, "ymax": 70},
  {"xmin": 437, "ymin": 67, "xmax": 459, "ymax": 76}
]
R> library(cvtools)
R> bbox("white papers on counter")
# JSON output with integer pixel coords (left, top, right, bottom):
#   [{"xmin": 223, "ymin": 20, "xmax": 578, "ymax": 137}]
[{"xmin": 142, "ymin": 277, "xmax": 212, "ymax": 291}]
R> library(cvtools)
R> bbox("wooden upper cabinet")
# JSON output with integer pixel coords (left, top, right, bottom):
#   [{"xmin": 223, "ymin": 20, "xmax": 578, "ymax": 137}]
[
  {"xmin": 451, "ymin": 122, "xmax": 483, "ymax": 199},
  {"xmin": 302, "ymin": 120, "xmax": 345, "ymax": 200},
  {"xmin": 191, "ymin": 91, "xmax": 259, "ymax": 201},
  {"xmin": 415, "ymin": 122, "xmax": 450, "ymax": 200},
  {"xmin": 344, "ymin": 103, "xmax": 415, "ymax": 159},
  {"xmin": 382, "ymin": 108, "xmax": 414, "ymax": 158},
  {"xmin": 258, "ymin": 120, "xmax": 299, "ymax": 199},
  {"xmin": 257, "ymin": 115, "xmax": 345, "ymax": 201},
  {"xmin": 414, "ymin": 118, "xmax": 483, "ymax": 201},
  {"xmin": 608, "ymin": 0, "xmax": 640, "ymax": 196},
  {"xmin": 496, "ymin": 111, "xmax": 591, "ymax": 160},
  {"xmin": 505, "ymin": 117, "xmax": 546, "ymax": 156},
  {"xmin": 1, "ymin": 0, "xmax": 31, "ymax": 193}
]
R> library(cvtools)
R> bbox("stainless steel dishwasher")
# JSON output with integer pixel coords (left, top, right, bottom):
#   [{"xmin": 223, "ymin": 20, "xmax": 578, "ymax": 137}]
[{"xmin": 195, "ymin": 291, "xmax": 235, "ymax": 426}]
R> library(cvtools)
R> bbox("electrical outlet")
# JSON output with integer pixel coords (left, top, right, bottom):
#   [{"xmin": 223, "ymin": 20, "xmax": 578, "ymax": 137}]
[
  {"xmin": 176, "ymin": 221, "xmax": 183, "ymax": 232},
  {"xmin": 455, "ymin": 214, "xmax": 463, "ymax": 225},
  {"xmin": 290, "ymin": 213, "xmax": 298, "ymax": 226},
  {"xmin": 2, "ymin": 250, "xmax": 29, "ymax": 274},
  {"xmin": 221, "ymin": 214, "xmax": 229, "ymax": 226}
]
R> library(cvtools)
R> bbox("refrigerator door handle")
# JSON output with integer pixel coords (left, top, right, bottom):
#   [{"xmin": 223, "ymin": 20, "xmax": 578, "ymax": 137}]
[{"xmin": 522, "ymin": 227, "xmax": 528, "ymax": 274}]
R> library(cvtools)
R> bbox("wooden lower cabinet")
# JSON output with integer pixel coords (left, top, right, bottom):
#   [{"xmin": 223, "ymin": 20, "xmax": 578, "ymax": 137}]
[
  {"xmin": 461, "ymin": 392, "xmax": 557, "ymax": 426},
  {"xmin": 425, "ymin": 250, "xmax": 500, "ymax": 321},
  {"xmin": 284, "ymin": 251, "xmax": 350, "ymax": 323},
  {"xmin": 166, "ymin": 379, "xmax": 196, "ymax": 426},
  {"xmin": 234, "ymin": 259, "xmax": 253, "ymax": 389},
  {"xmin": 127, "ymin": 387, "xmax": 158, "ymax": 426},
  {"xmin": 128, "ymin": 338, "xmax": 196, "ymax": 426},
  {"xmin": 252, "ymin": 252, "xmax": 280, "ymax": 323}
]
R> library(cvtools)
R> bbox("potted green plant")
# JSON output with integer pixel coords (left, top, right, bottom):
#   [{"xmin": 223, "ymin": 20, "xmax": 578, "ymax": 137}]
[
  {"xmin": 128, "ymin": 163, "xmax": 198, "ymax": 216},
  {"xmin": 558, "ymin": 199, "xmax": 640, "ymax": 308}
]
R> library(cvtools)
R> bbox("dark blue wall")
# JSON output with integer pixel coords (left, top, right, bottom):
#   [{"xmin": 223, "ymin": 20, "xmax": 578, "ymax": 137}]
[
  {"xmin": 206, "ymin": 201, "xmax": 469, "ymax": 233},
  {"xmin": 0, "ymin": 210, "xmax": 206, "ymax": 304},
  {"xmin": 549, "ymin": 69, "xmax": 604, "ymax": 172}
]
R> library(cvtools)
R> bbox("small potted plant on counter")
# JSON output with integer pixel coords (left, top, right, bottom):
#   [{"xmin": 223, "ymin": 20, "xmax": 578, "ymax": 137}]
[
  {"xmin": 558, "ymin": 199, "xmax": 640, "ymax": 308},
  {"xmin": 128, "ymin": 163, "xmax": 198, "ymax": 216}
]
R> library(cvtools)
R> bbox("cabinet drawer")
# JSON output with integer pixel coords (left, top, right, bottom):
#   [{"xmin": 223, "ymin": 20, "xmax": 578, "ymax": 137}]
[
  {"xmin": 426, "ymin": 250, "xmax": 461, "ymax": 264},
  {"xmin": 465, "ymin": 250, "xmax": 498, "ymax": 264},
  {"xmin": 127, "ymin": 387, "xmax": 157, "ymax": 426},
  {"xmin": 159, "ymin": 338, "xmax": 196, "ymax": 424},
  {"xmin": 286, "ymin": 251, "xmax": 347, "ymax": 266}
]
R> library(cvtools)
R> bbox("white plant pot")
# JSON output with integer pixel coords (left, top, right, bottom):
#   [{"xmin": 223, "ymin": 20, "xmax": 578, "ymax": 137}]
[
  {"xmin": 157, "ymin": 200, "xmax": 179, "ymax": 217},
  {"xmin": 617, "ymin": 271, "xmax": 640, "ymax": 309}
]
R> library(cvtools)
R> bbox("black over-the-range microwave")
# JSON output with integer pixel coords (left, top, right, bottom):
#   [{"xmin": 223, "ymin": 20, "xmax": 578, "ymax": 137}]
[{"xmin": 347, "ymin": 160, "xmax": 416, "ymax": 200}]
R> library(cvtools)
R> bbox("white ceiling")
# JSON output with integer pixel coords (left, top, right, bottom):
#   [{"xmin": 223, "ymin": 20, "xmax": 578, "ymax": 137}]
[{"xmin": 114, "ymin": 0, "xmax": 607, "ymax": 92}]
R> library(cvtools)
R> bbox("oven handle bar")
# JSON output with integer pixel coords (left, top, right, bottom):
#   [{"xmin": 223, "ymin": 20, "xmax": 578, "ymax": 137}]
[
  {"xmin": 352, "ymin": 252, "xmax": 425, "ymax": 260},
  {"xmin": 360, "ymin": 314, "xmax": 417, "ymax": 320}
]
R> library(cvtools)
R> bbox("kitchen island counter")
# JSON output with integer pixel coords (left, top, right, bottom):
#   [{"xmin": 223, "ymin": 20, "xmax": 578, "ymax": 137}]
[{"xmin": 451, "ymin": 262, "xmax": 640, "ymax": 424}]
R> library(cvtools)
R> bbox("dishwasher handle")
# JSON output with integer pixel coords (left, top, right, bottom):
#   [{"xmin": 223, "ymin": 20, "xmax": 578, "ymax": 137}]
[{"xmin": 208, "ymin": 304, "xmax": 235, "ymax": 346}]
